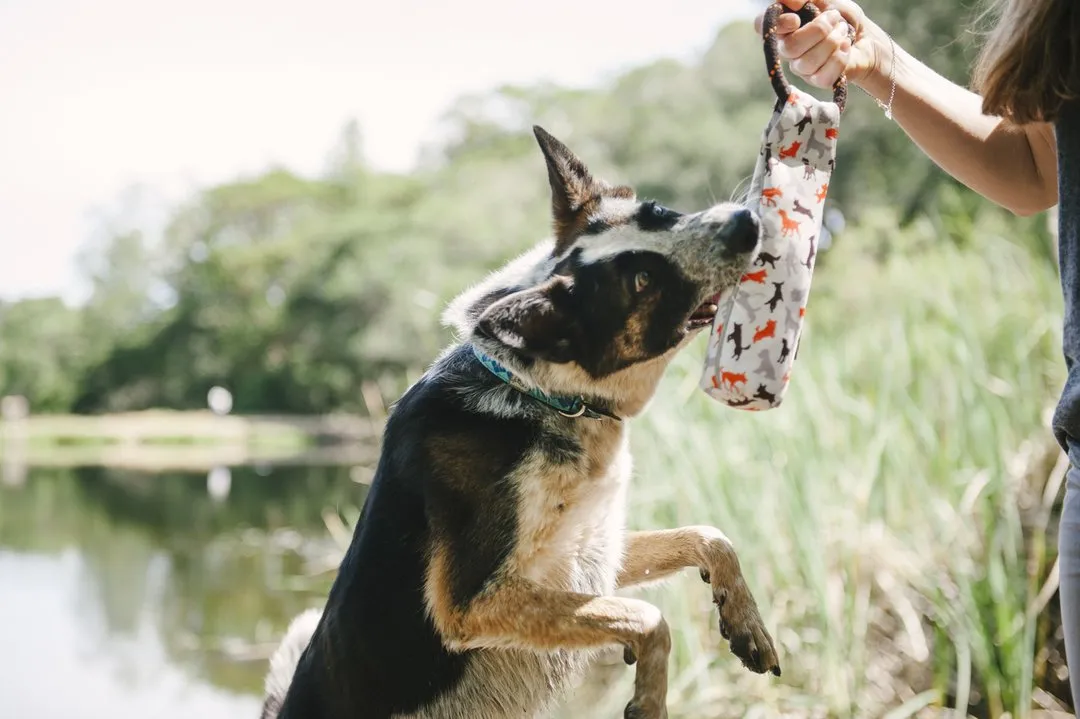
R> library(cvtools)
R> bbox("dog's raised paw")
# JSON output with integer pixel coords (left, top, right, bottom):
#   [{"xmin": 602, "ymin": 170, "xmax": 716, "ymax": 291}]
[
  {"xmin": 728, "ymin": 625, "xmax": 781, "ymax": 676},
  {"xmin": 713, "ymin": 584, "xmax": 781, "ymax": 677}
]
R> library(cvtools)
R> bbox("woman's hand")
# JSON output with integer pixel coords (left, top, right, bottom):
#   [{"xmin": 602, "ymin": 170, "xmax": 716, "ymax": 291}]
[
  {"xmin": 754, "ymin": 0, "xmax": 883, "ymax": 90},
  {"xmin": 752, "ymin": 0, "xmax": 1059, "ymax": 217}
]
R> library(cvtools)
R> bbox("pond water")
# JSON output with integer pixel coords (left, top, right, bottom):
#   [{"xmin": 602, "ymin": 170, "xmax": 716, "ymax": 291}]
[{"xmin": 0, "ymin": 465, "xmax": 369, "ymax": 719}]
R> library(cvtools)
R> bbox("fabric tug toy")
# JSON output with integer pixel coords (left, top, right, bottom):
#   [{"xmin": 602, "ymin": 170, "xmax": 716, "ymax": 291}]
[{"xmin": 699, "ymin": 1, "xmax": 849, "ymax": 411}]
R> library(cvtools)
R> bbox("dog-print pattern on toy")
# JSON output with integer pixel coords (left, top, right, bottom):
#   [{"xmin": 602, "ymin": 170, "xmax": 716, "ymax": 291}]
[{"xmin": 701, "ymin": 87, "xmax": 840, "ymax": 410}]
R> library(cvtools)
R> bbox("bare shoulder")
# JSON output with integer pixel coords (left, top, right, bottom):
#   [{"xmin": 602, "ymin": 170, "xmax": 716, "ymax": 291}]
[
  {"xmin": 1033, "ymin": 121, "xmax": 1058, "ymax": 153},
  {"xmin": 1024, "ymin": 121, "xmax": 1059, "ymax": 208}
]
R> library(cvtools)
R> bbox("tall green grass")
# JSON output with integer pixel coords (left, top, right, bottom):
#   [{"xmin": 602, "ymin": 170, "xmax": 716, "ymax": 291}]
[
  {"xmin": 558, "ymin": 208, "xmax": 1067, "ymax": 718},
  {"xmin": 319, "ymin": 207, "xmax": 1064, "ymax": 717}
]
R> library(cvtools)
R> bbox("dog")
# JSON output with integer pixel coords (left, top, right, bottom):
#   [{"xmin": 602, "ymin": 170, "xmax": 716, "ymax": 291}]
[
  {"xmin": 792, "ymin": 198, "xmax": 814, "ymax": 220},
  {"xmin": 784, "ymin": 301, "xmax": 803, "ymax": 337},
  {"xmin": 804, "ymin": 234, "xmax": 817, "ymax": 269},
  {"xmin": 794, "ymin": 106, "xmax": 813, "ymax": 135},
  {"xmin": 753, "ymin": 384, "xmax": 777, "ymax": 406},
  {"xmin": 720, "ymin": 370, "xmax": 748, "ymax": 390},
  {"xmin": 753, "ymin": 319, "xmax": 776, "ymax": 344},
  {"xmin": 754, "ymin": 251, "xmax": 780, "ymax": 269},
  {"xmin": 726, "ymin": 322, "xmax": 752, "ymax": 361},
  {"xmin": 765, "ymin": 281, "xmax": 784, "ymax": 313},
  {"xmin": 773, "ymin": 119, "xmax": 787, "ymax": 143},
  {"xmin": 777, "ymin": 209, "xmax": 801, "ymax": 238},
  {"xmin": 741, "ymin": 268, "xmax": 768, "ymax": 284},
  {"xmin": 805, "ymin": 129, "xmax": 829, "ymax": 159},
  {"xmin": 778, "ymin": 141, "xmax": 801, "ymax": 160},
  {"xmin": 753, "ymin": 348, "xmax": 778, "ymax": 381},
  {"xmin": 259, "ymin": 126, "xmax": 780, "ymax": 719},
  {"xmin": 735, "ymin": 287, "xmax": 757, "ymax": 316}
]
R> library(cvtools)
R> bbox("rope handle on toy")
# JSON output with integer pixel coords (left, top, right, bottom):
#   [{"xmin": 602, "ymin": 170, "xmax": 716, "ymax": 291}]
[{"xmin": 762, "ymin": 1, "xmax": 849, "ymax": 114}]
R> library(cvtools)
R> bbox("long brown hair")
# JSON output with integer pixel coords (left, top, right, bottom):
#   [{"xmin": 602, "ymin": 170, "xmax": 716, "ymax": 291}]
[{"xmin": 973, "ymin": 0, "xmax": 1080, "ymax": 124}]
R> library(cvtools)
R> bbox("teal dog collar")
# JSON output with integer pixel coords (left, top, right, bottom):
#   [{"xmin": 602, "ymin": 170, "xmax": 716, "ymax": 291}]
[{"xmin": 471, "ymin": 345, "xmax": 621, "ymax": 422}]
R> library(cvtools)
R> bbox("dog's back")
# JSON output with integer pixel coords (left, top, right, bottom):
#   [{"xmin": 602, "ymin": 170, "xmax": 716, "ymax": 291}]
[
  {"xmin": 264, "ymin": 346, "xmax": 607, "ymax": 718},
  {"xmin": 260, "ymin": 126, "xmax": 779, "ymax": 719}
]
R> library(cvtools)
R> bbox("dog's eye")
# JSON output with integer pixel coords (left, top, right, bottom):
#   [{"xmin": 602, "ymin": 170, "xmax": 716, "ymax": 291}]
[
  {"xmin": 651, "ymin": 203, "xmax": 667, "ymax": 217},
  {"xmin": 634, "ymin": 271, "xmax": 651, "ymax": 293}
]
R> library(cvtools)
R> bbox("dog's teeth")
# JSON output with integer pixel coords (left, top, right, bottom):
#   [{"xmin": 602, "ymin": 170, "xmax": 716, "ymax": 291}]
[{"xmin": 707, "ymin": 304, "xmax": 718, "ymax": 313}]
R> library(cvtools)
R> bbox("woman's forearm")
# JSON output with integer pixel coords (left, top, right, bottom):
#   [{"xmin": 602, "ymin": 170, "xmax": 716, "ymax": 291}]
[{"xmin": 856, "ymin": 21, "xmax": 1058, "ymax": 216}]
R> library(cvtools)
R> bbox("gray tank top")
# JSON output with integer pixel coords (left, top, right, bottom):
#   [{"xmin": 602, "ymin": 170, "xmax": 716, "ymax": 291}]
[{"xmin": 1051, "ymin": 100, "xmax": 1080, "ymax": 452}]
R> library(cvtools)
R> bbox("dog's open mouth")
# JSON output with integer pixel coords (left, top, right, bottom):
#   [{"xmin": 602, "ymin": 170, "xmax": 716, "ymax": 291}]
[{"xmin": 686, "ymin": 291, "xmax": 724, "ymax": 330}]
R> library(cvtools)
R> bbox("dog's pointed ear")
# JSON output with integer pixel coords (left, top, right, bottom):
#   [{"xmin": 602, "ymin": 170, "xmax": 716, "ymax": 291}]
[
  {"xmin": 533, "ymin": 126, "xmax": 632, "ymax": 254},
  {"xmin": 533, "ymin": 125, "xmax": 594, "ymax": 215},
  {"xmin": 475, "ymin": 276, "xmax": 577, "ymax": 363}
]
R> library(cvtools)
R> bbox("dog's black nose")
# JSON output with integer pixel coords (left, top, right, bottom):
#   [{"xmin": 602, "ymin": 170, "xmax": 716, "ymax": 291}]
[{"xmin": 720, "ymin": 209, "xmax": 760, "ymax": 254}]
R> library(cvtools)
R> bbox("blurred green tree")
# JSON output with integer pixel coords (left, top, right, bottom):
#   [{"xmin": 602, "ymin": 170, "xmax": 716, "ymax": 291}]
[{"xmin": 1, "ymin": 0, "xmax": 1053, "ymax": 415}]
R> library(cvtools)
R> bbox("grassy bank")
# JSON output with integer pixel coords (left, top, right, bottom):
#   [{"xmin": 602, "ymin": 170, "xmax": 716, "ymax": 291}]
[
  {"xmin": 554, "ymin": 208, "xmax": 1068, "ymax": 717},
  {"xmin": 0, "ymin": 410, "xmax": 381, "ymax": 472}
]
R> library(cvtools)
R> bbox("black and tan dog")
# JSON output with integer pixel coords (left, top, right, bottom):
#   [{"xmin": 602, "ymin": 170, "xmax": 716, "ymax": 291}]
[{"xmin": 261, "ymin": 126, "xmax": 780, "ymax": 719}]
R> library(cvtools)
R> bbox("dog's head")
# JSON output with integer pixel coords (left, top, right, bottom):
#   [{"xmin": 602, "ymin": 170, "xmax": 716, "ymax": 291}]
[{"xmin": 444, "ymin": 126, "xmax": 760, "ymax": 414}]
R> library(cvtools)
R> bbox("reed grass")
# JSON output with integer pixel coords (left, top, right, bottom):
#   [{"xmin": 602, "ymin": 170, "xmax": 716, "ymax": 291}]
[{"xmin": 557, "ymin": 208, "xmax": 1067, "ymax": 718}]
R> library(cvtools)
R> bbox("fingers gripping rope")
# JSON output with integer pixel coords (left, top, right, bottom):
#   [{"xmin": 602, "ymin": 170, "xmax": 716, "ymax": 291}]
[{"xmin": 762, "ymin": 2, "xmax": 849, "ymax": 114}]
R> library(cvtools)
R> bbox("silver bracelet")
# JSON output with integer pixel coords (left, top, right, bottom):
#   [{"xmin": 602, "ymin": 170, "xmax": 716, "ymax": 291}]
[{"xmin": 856, "ymin": 30, "xmax": 897, "ymax": 119}]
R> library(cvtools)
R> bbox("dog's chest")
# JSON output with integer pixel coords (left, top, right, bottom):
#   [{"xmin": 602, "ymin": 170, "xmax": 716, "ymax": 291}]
[{"xmin": 511, "ymin": 425, "xmax": 630, "ymax": 594}]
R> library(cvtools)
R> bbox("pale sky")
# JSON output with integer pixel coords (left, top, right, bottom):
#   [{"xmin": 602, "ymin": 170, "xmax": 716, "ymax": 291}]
[{"xmin": 0, "ymin": 0, "xmax": 757, "ymax": 304}]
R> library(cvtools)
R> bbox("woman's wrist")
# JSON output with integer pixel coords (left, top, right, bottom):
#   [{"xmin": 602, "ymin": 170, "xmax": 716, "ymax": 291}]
[{"xmin": 852, "ymin": 21, "xmax": 900, "ymax": 112}]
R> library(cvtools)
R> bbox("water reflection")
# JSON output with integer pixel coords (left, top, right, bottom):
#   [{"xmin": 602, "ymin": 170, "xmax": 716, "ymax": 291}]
[{"xmin": 0, "ymin": 465, "xmax": 368, "ymax": 719}]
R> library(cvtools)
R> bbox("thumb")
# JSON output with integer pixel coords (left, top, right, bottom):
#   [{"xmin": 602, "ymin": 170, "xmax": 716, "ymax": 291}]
[{"xmin": 754, "ymin": 8, "xmax": 805, "ymax": 36}]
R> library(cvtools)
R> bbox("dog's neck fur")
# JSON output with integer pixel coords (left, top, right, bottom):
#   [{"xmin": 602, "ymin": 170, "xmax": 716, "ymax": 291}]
[
  {"xmin": 472, "ymin": 337, "xmax": 671, "ymax": 419},
  {"xmin": 442, "ymin": 239, "xmax": 681, "ymax": 420},
  {"xmin": 470, "ymin": 344, "xmax": 622, "ymax": 421}
]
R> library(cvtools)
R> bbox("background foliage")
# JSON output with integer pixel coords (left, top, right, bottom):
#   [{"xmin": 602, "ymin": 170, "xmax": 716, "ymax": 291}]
[
  {"xmin": 0, "ymin": 1, "xmax": 1071, "ymax": 715},
  {"xmin": 3, "ymin": 0, "xmax": 1037, "ymax": 417}
]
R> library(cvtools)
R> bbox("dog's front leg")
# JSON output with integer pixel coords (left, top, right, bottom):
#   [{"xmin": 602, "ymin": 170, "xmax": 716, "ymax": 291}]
[
  {"xmin": 616, "ymin": 527, "xmax": 781, "ymax": 676},
  {"xmin": 431, "ymin": 575, "xmax": 671, "ymax": 719}
]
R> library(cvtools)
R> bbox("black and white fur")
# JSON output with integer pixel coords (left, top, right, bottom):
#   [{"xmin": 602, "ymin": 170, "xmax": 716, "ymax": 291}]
[{"xmin": 259, "ymin": 126, "xmax": 779, "ymax": 719}]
